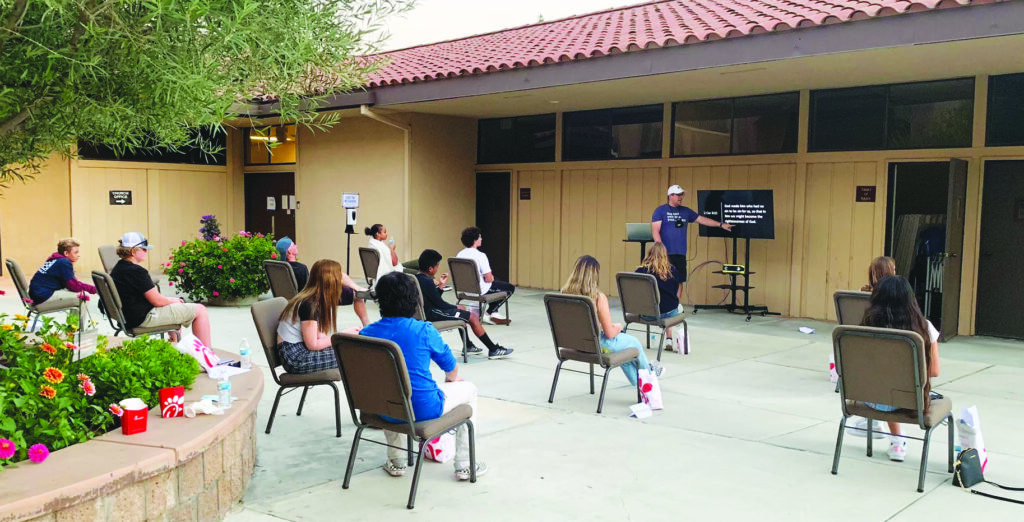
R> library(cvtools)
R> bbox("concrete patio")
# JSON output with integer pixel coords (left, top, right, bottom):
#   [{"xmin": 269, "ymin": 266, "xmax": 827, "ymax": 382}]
[{"xmin": 3, "ymin": 280, "xmax": 1023, "ymax": 521}]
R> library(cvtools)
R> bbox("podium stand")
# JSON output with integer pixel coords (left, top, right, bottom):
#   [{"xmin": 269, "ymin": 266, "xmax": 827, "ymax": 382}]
[{"xmin": 693, "ymin": 236, "xmax": 779, "ymax": 321}]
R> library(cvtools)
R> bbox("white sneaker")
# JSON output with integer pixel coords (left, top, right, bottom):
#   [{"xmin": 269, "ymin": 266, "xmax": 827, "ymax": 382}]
[
  {"xmin": 887, "ymin": 441, "xmax": 907, "ymax": 462},
  {"xmin": 481, "ymin": 314, "xmax": 495, "ymax": 325},
  {"xmin": 846, "ymin": 417, "xmax": 887, "ymax": 439},
  {"xmin": 489, "ymin": 311, "xmax": 507, "ymax": 321},
  {"xmin": 454, "ymin": 462, "xmax": 488, "ymax": 481}
]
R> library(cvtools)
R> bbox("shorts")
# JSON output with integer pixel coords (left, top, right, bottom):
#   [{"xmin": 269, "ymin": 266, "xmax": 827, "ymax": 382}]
[
  {"xmin": 668, "ymin": 254, "xmax": 688, "ymax": 283},
  {"xmin": 140, "ymin": 303, "xmax": 199, "ymax": 329},
  {"xmin": 341, "ymin": 286, "xmax": 355, "ymax": 306},
  {"xmin": 641, "ymin": 307, "xmax": 682, "ymax": 322},
  {"xmin": 427, "ymin": 307, "xmax": 471, "ymax": 323}
]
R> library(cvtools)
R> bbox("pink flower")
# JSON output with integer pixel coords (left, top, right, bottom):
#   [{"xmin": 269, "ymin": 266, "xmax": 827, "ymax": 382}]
[
  {"xmin": 217, "ymin": 264, "xmax": 223, "ymax": 269},
  {"xmin": 179, "ymin": 262, "xmax": 185, "ymax": 267},
  {"xmin": 270, "ymin": 253, "xmax": 277, "ymax": 259},
  {"xmin": 213, "ymin": 235, "xmax": 221, "ymax": 241},
  {"xmin": 212, "ymin": 291, "xmax": 220, "ymax": 297},
  {"xmin": 80, "ymin": 380, "xmax": 96, "ymax": 396},
  {"xmin": 109, "ymin": 404, "xmax": 124, "ymax": 417},
  {"xmin": 229, "ymin": 278, "xmax": 235, "ymax": 283},
  {"xmin": 178, "ymin": 269, "xmax": 184, "ymax": 274},
  {"xmin": 28, "ymin": 444, "xmax": 49, "ymax": 463},
  {"xmin": 181, "ymin": 240, "xmax": 187, "ymax": 246},
  {"xmin": 0, "ymin": 438, "xmax": 15, "ymax": 459},
  {"xmin": 256, "ymin": 233, "xmax": 264, "ymax": 238}
]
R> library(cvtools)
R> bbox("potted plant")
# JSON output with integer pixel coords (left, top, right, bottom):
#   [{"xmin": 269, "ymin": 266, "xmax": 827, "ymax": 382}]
[{"xmin": 163, "ymin": 215, "xmax": 276, "ymax": 306}]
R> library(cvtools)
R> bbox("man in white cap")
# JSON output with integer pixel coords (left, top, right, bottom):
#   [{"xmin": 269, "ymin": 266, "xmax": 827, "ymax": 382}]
[
  {"xmin": 110, "ymin": 232, "xmax": 212, "ymax": 347},
  {"xmin": 651, "ymin": 185, "xmax": 733, "ymax": 304}
]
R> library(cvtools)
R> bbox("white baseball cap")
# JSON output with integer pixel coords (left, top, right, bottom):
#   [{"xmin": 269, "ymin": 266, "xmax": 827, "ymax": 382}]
[
  {"xmin": 119, "ymin": 232, "xmax": 152, "ymax": 250},
  {"xmin": 667, "ymin": 185, "xmax": 685, "ymax": 196}
]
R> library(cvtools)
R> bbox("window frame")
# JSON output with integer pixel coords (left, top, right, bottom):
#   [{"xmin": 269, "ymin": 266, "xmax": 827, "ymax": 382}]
[
  {"xmin": 985, "ymin": 72, "xmax": 1024, "ymax": 148},
  {"xmin": 476, "ymin": 113, "xmax": 557, "ymax": 165},
  {"xmin": 245, "ymin": 124, "xmax": 298, "ymax": 166},
  {"xmin": 670, "ymin": 91, "xmax": 800, "ymax": 158},
  {"xmin": 809, "ymin": 77, "xmax": 975, "ymax": 153},
  {"xmin": 561, "ymin": 103, "xmax": 664, "ymax": 162}
]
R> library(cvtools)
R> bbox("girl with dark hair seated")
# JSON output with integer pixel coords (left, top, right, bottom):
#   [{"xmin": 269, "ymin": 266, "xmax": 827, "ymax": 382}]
[
  {"xmin": 360, "ymin": 272, "xmax": 487, "ymax": 481},
  {"xmin": 860, "ymin": 275, "xmax": 941, "ymax": 462}
]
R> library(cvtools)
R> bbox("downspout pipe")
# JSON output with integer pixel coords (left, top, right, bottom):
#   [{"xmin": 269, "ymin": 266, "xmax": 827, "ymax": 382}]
[{"xmin": 360, "ymin": 105, "xmax": 411, "ymax": 262}]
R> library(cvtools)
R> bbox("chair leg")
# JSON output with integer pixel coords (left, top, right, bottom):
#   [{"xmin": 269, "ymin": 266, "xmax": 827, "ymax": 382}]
[
  {"xmin": 656, "ymin": 328, "xmax": 666, "ymax": 362},
  {"xmin": 645, "ymin": 324, "xmax": 651, "ymax": 349},
  {"xmin": 831, "ymin": 417, "xmax": 847, "ymax": 475},
  {"xmin": 461, "ymin": 327, "xmax": 468, "ymax": 364},
  {"xmin": 467, "ymin": 420, "xmax": 477, "ymax": 483},
  {"xmin": 30, "ymin": 314, "xmax": 40, "ymax": 331},
  {"xmin": 548, "ymin": 361, "xmax": 564, "ymax": 403},
  {"xmin": 918, "ymin": 425, "xmax": 935, "ymax": 493},
  {"xmin": 329, "ymin": 382, "xmax": 342, "ymax": 438},
  {"xmin": 406, "ymin": 439, "xmax": 428, "ymax": 509},
  {"xmin": 866, "ymin": 418, "xmax": 873, "ymax": 457},
  {"xmin": 596, "ymin": 370, "xmax": 611, "ymax": 414},
  {"xmin": 296, "ymin": 386, "xmax": 310, "ymax": 416},
  {"xmin": 589, "ymin": 364, "xmax": 595, "ymax": 395},
  {"xmin": 266, "ymin": 388, "xmax": 285, "ymax": 434},
  {"xmin": 342, "ymin": 426, "xmax": 365, "ymax": 489},
  {"xmin": 946, "ymin": 414, "xmax": 955, "ymax": 473},
  {"xmin": 407, "ymin": 434, "xmax": 415, "ymax": 466}
]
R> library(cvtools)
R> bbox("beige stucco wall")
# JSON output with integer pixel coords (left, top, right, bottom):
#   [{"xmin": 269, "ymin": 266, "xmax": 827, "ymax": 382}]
[{"xmin": 0, "ymin": 158, "xmax": 72, "ymax": 273}]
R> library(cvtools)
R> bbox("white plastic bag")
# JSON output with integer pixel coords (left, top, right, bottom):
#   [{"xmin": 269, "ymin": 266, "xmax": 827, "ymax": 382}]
[
  {"xmin": 958, "ymin": 405, "xmax": 988, "ymax": 472},
  {"xmin": 425, "ymin": 429, "xmax": 456, "ymax": 463},
  {"xmin": 175, "ymin": 331, "xmax": 220, "ymax": 371},
  {"xmin": 637, "ymin": 368, "xmax": 663, "ymax": 410}
]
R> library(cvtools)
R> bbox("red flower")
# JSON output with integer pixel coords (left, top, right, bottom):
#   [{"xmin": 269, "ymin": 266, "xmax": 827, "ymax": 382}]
[
  {"xmin": 40, "ymin": 343, "xmax": 56, "ymax": 355},
  {"xmin": 270, "ymin": 253, "xmax": 277, "ymax": 259},
  {"xmin": 39, "ymin": 385, "xmax": 56, "ymax": 399},
  {"xmin": 66, "ymin": 342, "xmax": 78, "ymax": 350},
  {"xmin": 222, "ymin": 248, "xmax": 228, "ymax": 252},
  {"xmin": 42, "ymin": 367, "xmax": 65, "ymax": 384}
]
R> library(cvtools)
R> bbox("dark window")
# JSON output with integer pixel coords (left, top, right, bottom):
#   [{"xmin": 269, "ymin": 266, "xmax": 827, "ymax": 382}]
[
  {"xmin": 987, "ymin": 73, "xmax": 1024, "ymax": 147},
  {"xmin": 563, "ymin": 104, "xmax": 662, "ymax": 161},
  {"xmin": 245, "ymin": 125, "xmax": 297, "ymax": 165},
  {"xmin": 477, "ymin": 114, "xmax": 555, "ymax": 164},
  {"xmin": 810, "ymin": 78, "xmax": 974, "ymax": 152},
  {"xmin": 672, "ymin": 93, "xmax": 798, "ymax": 156},
  {"xmin": 77, "ymin": 126, "xmax": 227, "ymax": 165}
]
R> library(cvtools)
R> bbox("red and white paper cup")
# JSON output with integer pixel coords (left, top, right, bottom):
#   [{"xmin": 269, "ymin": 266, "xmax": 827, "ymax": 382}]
[
  {"xmin": 160, "ymin": 387, "xmax": 185, "ymax": 418},
  {"xmin": 119, "ymin": 398, "xmax": 149, "ymax": 435}
]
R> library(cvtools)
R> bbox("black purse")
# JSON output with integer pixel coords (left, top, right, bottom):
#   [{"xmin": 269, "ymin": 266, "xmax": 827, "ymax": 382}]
[{"xmin": 953, "ymin": 448, "xmax": 1024, "ymax": 504}]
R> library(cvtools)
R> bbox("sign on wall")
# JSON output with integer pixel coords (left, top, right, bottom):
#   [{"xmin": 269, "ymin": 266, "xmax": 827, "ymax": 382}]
[
  {"xmin": 342, "ymin": 192, "xmax": 360, "ymax": 209},
  {"xmin": 856, "ymin": 186, "xmax": 876, "ymax": 203},
  {"xmin": 519, "ymin": 188, "xmax": 531, "ymax": 200},
  {"xmin": 109, "ymin": 190, "xmax": 132, "ymax": 205}
]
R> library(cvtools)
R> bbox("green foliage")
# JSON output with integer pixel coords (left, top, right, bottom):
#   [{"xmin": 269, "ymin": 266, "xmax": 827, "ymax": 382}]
[
  {"xmin": 163, "ymin": 227, "xmax": 276, "ymax": 301},
  {"xmin": 0, "ymin": 315, "xmax": 198, "ymax": 466},
  {"xmin": 0, "ymin": 0, "xmax": 413, "ymax": 187}
]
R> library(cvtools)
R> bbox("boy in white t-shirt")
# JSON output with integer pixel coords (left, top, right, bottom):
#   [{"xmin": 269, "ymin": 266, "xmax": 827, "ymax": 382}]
[{"xmin": 456, "ymin": 227, "xmax": 514, "ymax": 325}]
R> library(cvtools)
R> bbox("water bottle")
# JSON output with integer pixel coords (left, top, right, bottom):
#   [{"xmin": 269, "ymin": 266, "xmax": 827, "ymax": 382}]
[
  {"xmin": 218, "ymin": 378, "xmax": 232, "ymax": 409},
  {"xmin": 239, "ymin": 338, "xmax": 252, "ymax": 369},
  {"xmin": 387, "ymin": 238, "xmax": 395, "ymax": 247}
]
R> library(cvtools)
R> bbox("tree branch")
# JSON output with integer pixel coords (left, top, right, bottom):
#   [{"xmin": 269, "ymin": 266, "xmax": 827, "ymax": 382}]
[
  {"xmin": 0, "ymin": 0, "xmax": 29, "ymax": 54},
  {"xmin": 0, "ymin": 94, "xmax": 52, "ymax": 136}
]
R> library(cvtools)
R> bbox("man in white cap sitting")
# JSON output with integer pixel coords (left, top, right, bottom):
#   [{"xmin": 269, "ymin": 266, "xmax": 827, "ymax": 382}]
[
  {"xmin": 110, "ymin": 232, "xmax": 212, "ymax": 346},
  {"xmin": 651, "ymin": 185, "xmax": 733, "ymax": 304}
]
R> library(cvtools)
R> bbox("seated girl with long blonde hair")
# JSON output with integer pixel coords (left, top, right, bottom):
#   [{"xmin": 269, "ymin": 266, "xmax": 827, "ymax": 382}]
[
  {"xmin": 635, "ymin": 242, "xmax": 685, "ymax": 352},
  {"xmin": 561, "ymin": 255, "xmax": 659, "ymax": 383}
]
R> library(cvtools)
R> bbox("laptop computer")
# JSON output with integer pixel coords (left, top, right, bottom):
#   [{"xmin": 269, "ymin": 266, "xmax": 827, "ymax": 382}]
[{"xmin": 625, "ymin": 223, "xmax": 653, "ymax": 241}]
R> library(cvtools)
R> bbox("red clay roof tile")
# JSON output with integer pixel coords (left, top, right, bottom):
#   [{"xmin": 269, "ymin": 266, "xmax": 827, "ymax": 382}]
[{"xmin": 365, "ymin": 0, "xmax": 996, "ymax": 88}]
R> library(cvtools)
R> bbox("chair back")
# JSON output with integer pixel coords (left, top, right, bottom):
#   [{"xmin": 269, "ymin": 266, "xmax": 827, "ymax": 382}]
[
  {"xmin": 5, "ymin": 258, "xmax": 33, "ymax": 309},
  {"xmin": 616, "ymin": 272, "xmax": 661, "ymax": 318},
  {"xmin": 251, "ymin": 297, "xmax": 288, "ymax": 370},
  {"xmin": 264, "ymin": 260, "xmax": 299, "ymax": 300},
  {"xmin": 448, "ymin": 257, "xmax": 482, "ymax": 296},
  {"xmin": 332, "ymin": 333, "xmax": 415, "ymax": 423},
  {"xmin": 402, "ymin": 273, "xmax": 427, "ymax": 321},
  {"xmin": 543, "ymin": 293, "xmax": 602, "ymax": 358},
  {"xmin": 358, "ymin": 247, "xmax": 380, "ymax": 287},
  {"xmin": 91, "ymin": 270, "xmax": 129, "ymax": 330},
  {"xmin": 98, "ymin": 246, "xmax": 118, "ymax": 273},
  {"xmin": 834, "ymin": 290, "xmax": 872, "ymax": 325},
  {"xmin": 833, "ymin": 325, "xmax": 927, "ymax": 423}
]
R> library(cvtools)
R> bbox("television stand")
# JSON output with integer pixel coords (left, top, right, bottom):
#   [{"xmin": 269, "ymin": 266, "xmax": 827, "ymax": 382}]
[{"xmin": 693, "ymin": 237, "xmax": 779, "ymax": 322}]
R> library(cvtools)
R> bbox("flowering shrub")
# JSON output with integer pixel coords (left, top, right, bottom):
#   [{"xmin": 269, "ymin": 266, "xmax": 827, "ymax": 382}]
[
  {"xmin": 0, "ymin": 315, "xmax": 199, "ymax": 467},
  {"xmin": 163, "ymin": 227, "xmax": 276, "ymax": 302},
  {"xmin": 199, "ymin": 214, "xmax": 222, "ymax": 241}
]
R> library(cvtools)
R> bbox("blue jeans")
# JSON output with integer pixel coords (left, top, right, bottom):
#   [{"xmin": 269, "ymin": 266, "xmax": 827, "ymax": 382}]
[
  {"xmin": 865, "ymin": 402, "xmax": 898, "ymax": 412},
  {"xmin": 640, "ymin": 307, "xmax": 682, "ymax": 322},
  {"xmin": 599, "ymin": 333, "xmax": 649, "ymax": 386}
]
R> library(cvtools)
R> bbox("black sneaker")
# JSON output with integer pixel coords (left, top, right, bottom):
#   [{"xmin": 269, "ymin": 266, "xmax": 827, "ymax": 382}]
[
  {"xmin": 463, "ymin": 343, "xmax": 484, "ymax": 356},
  {"xmin": 488, "ymin": 346, "xmax": 513, "ymax": 359}
]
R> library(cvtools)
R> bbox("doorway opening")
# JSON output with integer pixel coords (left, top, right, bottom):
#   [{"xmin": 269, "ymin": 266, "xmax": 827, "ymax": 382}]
[
  {"xmin": 475, "ymin": 172, "xmax": 511, "ymax": 281},
  {"xmin": 244, "ymin": 172, "xmax": 296, "ymax": 241},
  {"xmin": 884, "ymin": 160, "xmax": 967, "ymax": 338},
  {"xmin": 975, "ymin": 160, "xmax": 1024, "ymax": 339}
]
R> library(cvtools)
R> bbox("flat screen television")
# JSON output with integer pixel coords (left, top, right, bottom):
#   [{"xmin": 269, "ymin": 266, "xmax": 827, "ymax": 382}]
[{"xmin": 697, "ymin": 189, "xmax": 775, "ymax": 240}]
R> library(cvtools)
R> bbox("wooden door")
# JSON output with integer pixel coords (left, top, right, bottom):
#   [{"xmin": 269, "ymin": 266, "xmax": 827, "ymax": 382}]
[
  {"xmin": 476, "ymin": 172, "xmax": 511, "ymax": 281},
  {"xmin": 940, "ymin": 159, "xmax": 968, "ymax": 340},
  {"xmin": 244, "ymin": 172, "xmax": 295, "ymax": 241},
  {"xmin": 975, "ymin": 161, "xmax": 1024, "ymax": 339}
]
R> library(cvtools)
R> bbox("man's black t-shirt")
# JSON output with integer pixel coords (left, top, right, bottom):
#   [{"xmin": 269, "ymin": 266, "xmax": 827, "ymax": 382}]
[
  {"xmin": 416, "ymin": 273, "xmax": 455, "ymax": 316},
  {"xmin": 289, "ymin": 261, "xmax": 309, "ymax": 290},
  {"xmin": 110, "ymin": 259, "xmax": 156, "ymax": 329}
]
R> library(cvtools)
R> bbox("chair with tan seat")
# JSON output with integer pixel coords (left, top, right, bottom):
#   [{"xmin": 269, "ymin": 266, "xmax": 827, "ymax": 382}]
[
  {"xmin": 97, "ymin": 245, "xmax": 119, "ymax": 273},
  {"xmin": 250, "ymin": 297, "xmax": 342, "ymax": 437},
  {"xmin": 834, "ymin": 290, "xmax": 872, "ymax": 326},
  {"xmin": 403, "ymin": 273, "xmax": 470, "ymax": 363},
  {"xmin": 830, "ymin": 325, "xmax": 954, "ymax": 492},
  {"xmin": 544, "ymin": 293, "xmax": 641, "ymax": 414},
  {"xmin": 447, "ymin": 257, "xmax": 510, "ymax": 323},
  {"xmin": 91, "ymin": 271, "xmax": 178, "ymax": 339},
  {"xmin": 356, "ymin": 247, "xmax": 381, "ymax": 302},
  {"xmin": 616, "ymin": 271, "xmax": 688, "ymax": 361},
  {"xmin": 332, "ymin": 332, "xmax": 478, "ymax": 510},
  {"xmin": 264, "ymin": 259, "xmax": 299, "ymax": 299},
  {"xmin": 5, "ymin": 258, "xmax": 81, "ymax": 328}
]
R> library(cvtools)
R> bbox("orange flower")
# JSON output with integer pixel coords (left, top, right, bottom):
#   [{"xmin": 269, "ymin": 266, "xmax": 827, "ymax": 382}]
[
  {"xmin": 39, "ymin": 385, "xmax": 56, "ymax": 399},
  {"xmin": 43, "ymin": 367, "xmax": 65, "ymax": 384},
  {"xmin": 40, "ymin": 343, "xmax": 56, "ymax": 355}
]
